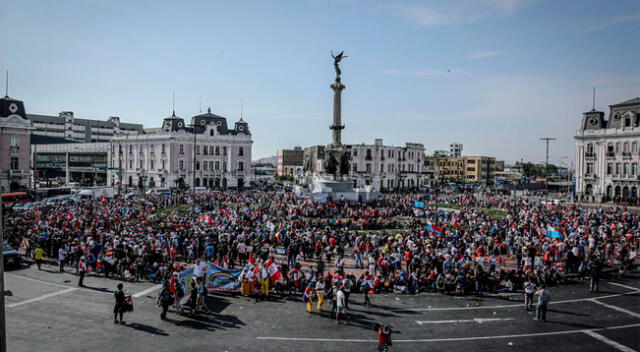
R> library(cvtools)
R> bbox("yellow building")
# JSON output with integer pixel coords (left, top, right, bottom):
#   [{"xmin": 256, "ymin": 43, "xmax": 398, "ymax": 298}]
[
  {"xmin": 464, "ymin": 156, "xmax": 496, "ymax": 184},
  {"xmin": 438, "ymin": 156, "xmax": 464, "ymax": 183}
]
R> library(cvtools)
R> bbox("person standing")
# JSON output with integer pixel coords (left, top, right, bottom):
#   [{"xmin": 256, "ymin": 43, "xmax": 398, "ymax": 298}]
[
  {"xmin": 58, "ymin": 246, "xmax": 67, "ymax": 272},
  {"xmin": 534, "ymin": 285, "xmax": 551, "ymax": 322},
  {"xmin": 77, "ymin": 256, "xmax": 86, "ymax": 287},
  {"xmin": 524, "ymin": 277, "xmax": 536, "ymax": 311},
  {"xmin": 196, "ymin": 278, "xmax": 209, "ymax": 314},
  {"xmin": 335, "ymin": 285, "xmax": 349, "ymax": 324},
  {"xmin": 113, "ymin": 283, "xmax": 126, "ymax": 324},
  {"xmin": 260, "ymin": 264, "xmax": 270, "ymax": 299},
  {"xmin": 315, "ymin": 279, "xmax": 325, "ymax": 312},
  {"xmin": 34, "ymin": 245, "xmax": 44, "ymax": 271},
  {"xmin": 589, "ymin": 258, "xmax": 602, "ymax": 293},
  {"xmin": 304, "ymin": 282, "xmax": 315, "ymax": 313}
]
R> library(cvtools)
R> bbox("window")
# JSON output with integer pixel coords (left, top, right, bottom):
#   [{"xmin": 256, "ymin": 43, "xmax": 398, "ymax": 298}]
[
  {"xmin": 215, "ymin": 161, "xmax": 220, "ymax": 170},
  {"xmin": 179, "ymin": 144, "xmax": 184, "ymax": 154},
  {"xmin": 203, "ymin": 162, "xmax": 208, "ymax": 170},
  {"xmin": 615, "ymin": 162, "xmax": 621, "ymax": 174},
  {"xmin": 624, "ymin": 142, "xmax": 629, "ymax": 153},
  {"xmin": 196, "ymin": 146, "xmax": 200, "ymax": 155},
  {"xmin": 209, "ymin": 161, "xmax": 213, "ymax": 170},
  {"xmin": 161, "ymin": 144, "xmax": 166, "ymax": 153},
  {"xmin": 179, "ymin": 160, "xmax": 185, "ymax": 170},
  {"xmin": 10, "ymin": 157, "xmax": 19, "ymax": 169},
  {"xmin": 150, "ymin": 160, "xmax": 155, "ymax": 169},
  {"xmin": 210, "ymin": 130, "xmax": 214, "ymax": 136},
  {"xmin": 239, "ymin": 147, "xmax": 244, "ymax": 156},
  {"xmin": 633, "ymin": 142, "xmax": 638, "ymax": 153},
  {"xmin": 615, "ymin": 142, "xmax": 620, "ymax": 153},
  {"xmin": 203, "ymin": 146, "xmax": 208, "ymax": 155},
  {"xmin": 215, "ymin": 146, "xmax": 220, "ymax": 155},
  {"xmin": 223, "ymin": 147, "xmax": 227, "ymax": 156},
  {"xmin": 366, "ymin": 149, "xmax": 372, "ymax": 160},
  {"xmin": 129, "ymin": 160, "xmax": 133, "ymax": 169},
  {"xmin": 161, "ymin": 160, "xmax": 166, "ymax": 170},
  {"xmin": 209, "ymin": 146, "xmax": 214, "ymax": 155},
  {"xmin": 238, "ymin": 162, "xmax": 244, "ymax": 171},
  {"xmin": 353, "ymin": 149, "xmax": 357, "ymax": 157},
  {"xmin": 587, "ymin": 162, "xmax": 594, "ymax": 175},
  {"xmin": 607, "ymin": 163, "xmax": 613, "ymax": 175},
  {"xmin": 353, "ymin": 164, "xmax": 358, "ymax": 172},
  {"xmin": 366, "ymin": 163, "xmax": 372, "ymax": 173},
  {"xmin": 10, "ymin": 135, "xmax": 18, "ymax": 147},
  {"xmin": 223, "ymin": 161, "xmax": 227, "ymax": 172},
  {"xmin": 129, "ymin": 145, "xmax": 133, "ymax": 154},
  {"xmin": 467, "ymin": 167, "xmax": 476, "ymax": 172},
  {"xmin": 624, "ymin": 163, "xmax": 629, "ymax": 175},
  {"xmin": 633, "ymin": 163, "xmax": 638, "ymax": 175},
  {"xmin": 196, "ymin": 161, "xmax": 200, "ymax": 170}
]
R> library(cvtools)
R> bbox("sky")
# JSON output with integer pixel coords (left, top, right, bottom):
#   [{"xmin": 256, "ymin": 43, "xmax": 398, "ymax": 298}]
[{"xmin": 1, "ymin": 0, "xmax": 639, "ymax": 165}]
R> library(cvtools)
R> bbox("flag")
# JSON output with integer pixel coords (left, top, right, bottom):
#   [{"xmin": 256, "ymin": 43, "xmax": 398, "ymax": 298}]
[
  {"xmin": 414, "ymin": 200, "xmax": 424, "ymax": 209},
  {"xmin": 547, "ymin": 226, "xmax": 564, "ymax": 239},
  {"xmin": 450, "ymin": 219, "xmax": 462, "ymax": 228},
  {"xmin": 67, "ymin": 211, "xmax": 73, "ymax": 220},
  {"xmin": 248, "ymin": 252, "xmax": 255, "ymax": 265},
  {"xmin": 427, "ymin": 222, "xmax": 443, "ymax": 234},
  {"xmin": 265, "ymin": 258, "xmax": 282, "ymax": 283}
]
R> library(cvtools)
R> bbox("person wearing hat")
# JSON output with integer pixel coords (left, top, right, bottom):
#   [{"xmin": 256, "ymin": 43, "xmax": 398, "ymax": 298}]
[
  {"xmin": 304, "ymin": 282, "xmax": 315, "ymax": 313},
  {"xmin": 77, "ymin": 256, "xmax": 87, "ymax": 287},
  {"xmin": 335, "ymin": 284, "xmax": 348, "ymax": 324}
]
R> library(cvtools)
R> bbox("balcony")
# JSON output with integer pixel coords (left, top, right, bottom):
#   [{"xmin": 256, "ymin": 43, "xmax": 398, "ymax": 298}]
[
  {"xmin": 584, "ymin": 173, "xmax": 597, "ymax": 180},
  {"xmin": 585, "ymin": 152, "xmax": 596, "ymax": 158},
  {"xmin": 622, "ymin": 152, "xmax": 632, "ymax": 159},
  {"xmin": 10, "ymin": 146, "xmax": 20, "ymax": 153},
  {"xmin": 605, "ymin": 152, "xmax": 615, "ymax": 158}
]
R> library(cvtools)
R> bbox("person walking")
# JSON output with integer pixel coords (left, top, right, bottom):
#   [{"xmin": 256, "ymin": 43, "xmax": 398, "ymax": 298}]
[
  {"xmin": 157, "ymin": 282, "xmax": 173, "ymax": 321},
  {"xmin": 34, "ymin": 245, "xmax": 44, "ymax": 271},
  {"xmin": 113, "ymin": 283, "xmax": 126, "ymax": 324},
  {"xmin": 589, "ymin": 258, "xmax": 602, "ymax": 293},
  {"xmin": 534, "ymin": 285, "xmax": 551, "ymax": 322}
]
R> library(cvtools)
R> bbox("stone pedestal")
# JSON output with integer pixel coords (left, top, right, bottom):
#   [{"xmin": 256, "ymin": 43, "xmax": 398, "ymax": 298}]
[{"xmin": 329, "ymin": 81, "xmax": 345, "ymax": 147}]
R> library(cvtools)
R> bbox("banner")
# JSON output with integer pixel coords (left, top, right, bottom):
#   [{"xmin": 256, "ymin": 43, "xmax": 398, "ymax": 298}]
[
  {"xmin": 178, "ymin": 266, "xmax": 195, "ymax": 292},
  {"xmin": 414, "ymin": 200, "xmax": 424, "ymax": 208},
  {"xmin": 206, "ymin": 263, "xmax": 243, "ymax": 292}
]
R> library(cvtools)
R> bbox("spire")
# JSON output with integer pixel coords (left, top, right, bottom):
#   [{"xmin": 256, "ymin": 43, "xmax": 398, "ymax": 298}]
[
  {"xmin": 240, "ymin": 97, "xmax": 244, "ymax": 121},
  {"xmin": 592, "ymin": 86, "xmax": 596, "ymax": 111},
  {"xmin": 207, "ymin": 107, "xmax": 211, "ymax": 113},
  {"xmin": 172, "ymin": 91, "xmax": 176, "ymax": 116},
  {"xmin": 5, "ymin": 70, "xmax": 8, "ymax": 98}
]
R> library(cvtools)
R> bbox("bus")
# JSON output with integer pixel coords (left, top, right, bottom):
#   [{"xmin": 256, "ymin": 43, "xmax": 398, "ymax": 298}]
[
  {"xmin": 34, "ymin": 187, "xmax": 72, "ymax": 200},
  {"xmin": 0, "ymin": 192, "xmax": 33, "ymax": 206}
]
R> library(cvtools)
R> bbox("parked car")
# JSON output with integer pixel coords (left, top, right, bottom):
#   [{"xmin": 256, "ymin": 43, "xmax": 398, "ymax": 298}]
[{"xmin": 3, "ymin": 243, "xmax": 20, "ymax": 267}]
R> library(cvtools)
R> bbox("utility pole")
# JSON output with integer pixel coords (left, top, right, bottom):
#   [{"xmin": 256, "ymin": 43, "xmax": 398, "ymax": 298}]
[
  {"xmin": 0, "ymin": 195, "xmax": 6, "ymax": 352},
  {"xmin": 540, "ymin": 137, "xmax": 556, "ymax": 205}
]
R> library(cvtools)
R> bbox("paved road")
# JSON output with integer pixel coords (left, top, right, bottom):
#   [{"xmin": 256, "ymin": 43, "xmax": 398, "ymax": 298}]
[{"xmin": 4, "ymin": 261, "xmax": 640, "ymax": 352}]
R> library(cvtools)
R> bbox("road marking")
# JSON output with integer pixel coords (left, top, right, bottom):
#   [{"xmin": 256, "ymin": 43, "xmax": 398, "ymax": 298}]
[
  {"xmin": 6, "ymin": 273, "xmax": 70, "ymax": 288},
  {"xmin": 589, "ymin": 299, "xmax": 640, "ymax": 319},
  {"xmin": 133, "ymin": 284, "xmax": 162, "ymax": 298},
  {"xmin": 583, "ymin": 330, "xmax": 638, "ymax": 352},
  {"xmin": 410, "ymin": 289, "xmax": 640, "ymax": 311},
  {"xmin": 7, "ymin": 287, "xmax": 78, "ymax": 308},
  {"xmin": 416, "ymin": 318, "xmax": 514, "ymax": 325},
  {"xmin": 608, "ymin": 282, "xmax": 640, "ymax": 291},
  {"xmin": 257, "ymin": 323, "xmax": 640, "ymax": 343}
]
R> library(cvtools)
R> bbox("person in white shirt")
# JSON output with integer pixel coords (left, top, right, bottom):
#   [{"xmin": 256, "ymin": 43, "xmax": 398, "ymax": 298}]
[
  {"xmin": 58, "ymin": 247, "xmax": 67, "ymax": 272},
  {"xmin": 335, "ymin": 285, "xmax": 349, "ymax": 324}
]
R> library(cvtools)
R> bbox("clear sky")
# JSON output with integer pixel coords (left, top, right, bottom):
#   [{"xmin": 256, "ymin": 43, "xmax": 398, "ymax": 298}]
[{"xmin": 2, "ymin": 0, "xmax": 639, "ymax": 165}]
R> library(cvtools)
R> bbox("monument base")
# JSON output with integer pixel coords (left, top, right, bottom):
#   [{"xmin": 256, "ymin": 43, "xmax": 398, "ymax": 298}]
[{"xmin": 309, "ymin": 174, "xmax": 379, "ymax": 203}]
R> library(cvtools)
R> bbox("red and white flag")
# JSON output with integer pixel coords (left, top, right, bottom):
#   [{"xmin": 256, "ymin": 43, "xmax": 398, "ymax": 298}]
[{"xmin": 265, "ymin": 258, "xmax": 281, "ymax": 283}]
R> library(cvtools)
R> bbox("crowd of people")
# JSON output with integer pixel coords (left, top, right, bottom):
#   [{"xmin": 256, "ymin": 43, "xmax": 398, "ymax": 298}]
[{"xmin": 4, "ymin": 189, "xmax": 639, "ymax": 325}]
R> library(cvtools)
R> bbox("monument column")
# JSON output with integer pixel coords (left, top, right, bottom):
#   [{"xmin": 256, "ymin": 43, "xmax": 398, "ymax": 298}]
[{"xmin": 330, "ymin": 81, "xmax": 345, "ymax": 147}]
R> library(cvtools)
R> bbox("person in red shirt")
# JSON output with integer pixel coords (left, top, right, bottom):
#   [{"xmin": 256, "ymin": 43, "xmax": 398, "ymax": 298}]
[{"xmin": 376, "ymin": 324, "xmax": 393, "ymax": 351}]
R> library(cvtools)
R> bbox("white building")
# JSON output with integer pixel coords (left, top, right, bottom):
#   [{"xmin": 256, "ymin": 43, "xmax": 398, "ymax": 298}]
[
  {"xmin": 575, "ymin": 97, "xmax": 640, "ymax": 203},
  {"xmin": 449, "ymin": 143, "xmax": 463, "ymax": 157},
  {"xmin": 0, "ymin": 95, "xmax": 34, "ymax": 192},
  {"xmin": 349, "ymin": 139, "xmax": 425, "ymax": 191},
  {"xmin": 108, "ymin": 108, "xmax": 252, "ymax": 191}
]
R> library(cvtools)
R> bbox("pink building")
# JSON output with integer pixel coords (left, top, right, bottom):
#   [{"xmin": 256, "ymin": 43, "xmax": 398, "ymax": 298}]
[{"xmin": 0, "ymin": 95, "xmax": 33, "ymax": 192}]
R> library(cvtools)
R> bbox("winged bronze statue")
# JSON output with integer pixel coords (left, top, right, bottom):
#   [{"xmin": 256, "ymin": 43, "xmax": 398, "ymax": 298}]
[{"xmin": 331, "ymin": 51, "xmax": 347, "ymax": 80}]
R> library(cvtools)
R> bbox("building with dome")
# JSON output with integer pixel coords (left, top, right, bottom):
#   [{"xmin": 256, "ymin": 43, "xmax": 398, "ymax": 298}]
[
  {"xmin": 575, "ymin": 97, "xmax": 640, "ymax": 203},
  {"xmin": 107, "ymin": 107, "xmax": 252, "ymax": 191}
]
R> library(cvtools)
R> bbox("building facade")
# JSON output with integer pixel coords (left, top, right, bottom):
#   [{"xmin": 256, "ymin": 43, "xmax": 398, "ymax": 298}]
[
  {"xmin": 277, "ymin": 146, "xmax": 304, "ymax": 177},
  {"xmin": 0, "ymin": 95, "xmax": 33, "ymax": 192},
  {"xmin": 28, "ymin": 111, "xmax": 143, "ymax": 143},
  {"xmin": 463, "ymin": 156, "xmax": 497, "ymax": 184},
  {"xmin": 575, "ymin": 97, "xmax": 640, "ymax": 203},
  {"xmin": 449, "ymin": 143, "xmax": 463, "ymax": 157},
  {"xmin": 33, "ymin": 141, "xmax": 109, "ymax": 186},
  {"xmin": 108, "ymin": 108, "xmax": 252, "ymax": 191},
  {"xmin": 438, "ymin": 156, "xmax": 464, "ymax": 183}
]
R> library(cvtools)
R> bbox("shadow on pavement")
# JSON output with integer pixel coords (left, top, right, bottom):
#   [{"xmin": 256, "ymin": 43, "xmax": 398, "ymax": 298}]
[{"xmin": 124, "ymin": 322, "xmax": 169, "ymax": 336}]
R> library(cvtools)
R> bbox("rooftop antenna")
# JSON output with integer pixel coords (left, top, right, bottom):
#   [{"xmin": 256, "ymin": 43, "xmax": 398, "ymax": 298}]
[
  {"xmin": 240, "ymin": 97, "xmax": 243, "ymax": 120},
  {"xmin": 592, "ymin": 86, "xmax": 596, "ymax": 111},
  {"xmin": 172, "ymin": 91, "xmax": 175, "ymax": 116},
  {"xmin": 4, "ymin": 70, "xmax": 8, "ymax": 98}
]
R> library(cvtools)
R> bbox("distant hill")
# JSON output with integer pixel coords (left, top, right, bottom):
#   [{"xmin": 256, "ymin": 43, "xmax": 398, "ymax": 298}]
[{"xmin": 253, "ymin": 155, "xmax": 276, "ymax": 165}]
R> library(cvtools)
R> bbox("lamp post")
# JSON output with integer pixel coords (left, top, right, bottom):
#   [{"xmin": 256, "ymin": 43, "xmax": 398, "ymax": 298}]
[{"xmin": 540, "ymin": 137, "xmax": 556, "ymax": 205}]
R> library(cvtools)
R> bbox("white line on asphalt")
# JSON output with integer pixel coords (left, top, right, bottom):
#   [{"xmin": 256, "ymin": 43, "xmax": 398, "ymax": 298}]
[
  {"xmin": 410, "ymin": 289, "xmax": 640, "ymax": 311},
  {"xmin": 583, "ymin": 330, "xmax": 638, "ymax": 352},
  {"xmin": 6, "ymin": 273, "xmax": 70, "ymax": 288},
  {"xmin": 608, "ymin": 282, "xmax": 640, "ymax": 292},
  {"xmin": 256, "ymin": 323, "xmax": 640, "ymax": 343},
  {"xmin": 132, "ymin": 284, "xmax": 162, "ymax": 298},
  {"xmin": 589, "ymin": 298, "xmax": 640, "ymax": 319},
  {"xmin": 6, "ymin": 287, "xmax": 78, "ymax": 308},
  {"xmin": 416, "ymin": 318, "xmax": 515, "ymax": 325}
]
